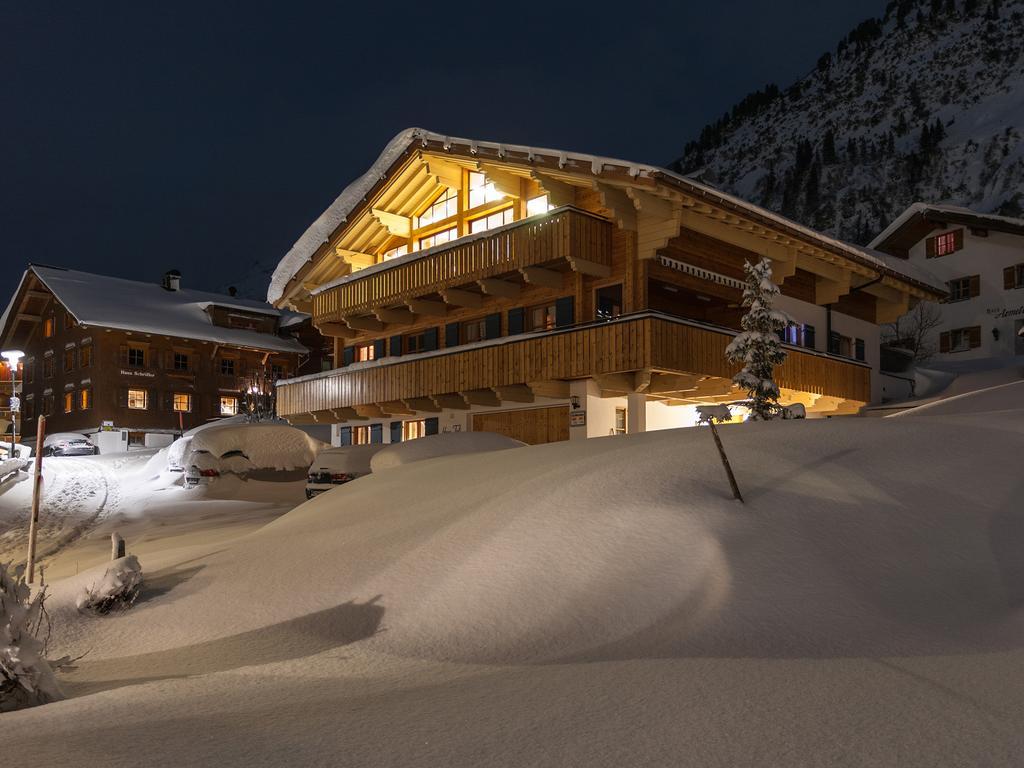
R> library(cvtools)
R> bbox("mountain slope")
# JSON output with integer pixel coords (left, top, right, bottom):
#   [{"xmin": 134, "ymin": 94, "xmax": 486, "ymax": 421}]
[{"xmin": 673, "ymin": 0, "xmax": 1024, "ymax": 244}]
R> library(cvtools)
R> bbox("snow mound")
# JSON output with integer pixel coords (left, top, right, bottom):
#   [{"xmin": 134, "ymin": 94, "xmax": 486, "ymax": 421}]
[
  {"xmin": 370, "ymin": 431, "xmax": 525, "ymax": 471},
  {"xmin": 76, "ymin": 556, "xmax": 144, "ymax": 615},
  {"xmin": 185, "ymin": 422, "xmax": 325, "ymax": 472}
]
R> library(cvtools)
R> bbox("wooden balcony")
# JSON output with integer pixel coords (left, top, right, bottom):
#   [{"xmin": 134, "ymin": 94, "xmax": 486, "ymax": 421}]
[
  {"xmin": 276, "ymin": 313, "xmax": 871, "ymax": 420},
  {"xmin": 313, "ymin": 207, "xmax": 613, "ymax": 322}
]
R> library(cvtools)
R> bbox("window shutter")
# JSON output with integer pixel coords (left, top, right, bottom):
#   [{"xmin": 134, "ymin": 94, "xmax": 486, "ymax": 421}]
[
  {"xmin": 555, "ymin": 296, "xmax": 575, "ymax": 328},
  {"xmin": 370, "ymin": 423, "xmax": 383, "ymax": 444},
  {"xmin": 342, "ymin": 346, "xmax": 355, "ymax": 366},
  {"xmin": 855, "ymin": 338, "xmax": 866, "ymax": 361},
  {"xmin": 423, "ymin": 327, "xmax": 438, "ymax": 352},
  {"xmin": 445, "ymin": 322, "xmax": 460, "ymax": 348},
  {"xmin": 969, "ymin": 326, "xmax": 982, "ymax": 349},
  {"xmin": 969, "ymin": 275, "xmax": 980, "ymax": 298},
  {"xmin": 939, "ymin": 332, "xmax": 951, "ymax": 353},
  {"xmin": 390, "ymin": 335, "xmax": 403, "ymax": 357},
  {"xmin": 425, "ymin": 417, "xmax": 439, "ymax": 436},
  {"xmin": 373, "ymin": 339, "xmax": 386, "ymax": 360},
  {"xmin": 953, "ymin": 229, "xmax": 964, "ymax": 251},
  {"xmin": 1005, "ymin": 267, "xmax": 1016, "ymax": 290},
  {"xmin": 339, "ymin": 426, "xmax": 351, "ymax": 446},
  {"xmin": 146, "ymin": 388, "xmax": 153, "ymax": 410},
  {"xmin": 803, "ymin": 325, "xmax": 816, "ymax": 349},
  {"xmin": 484, "ymin": 313, "xmax": 501, "ymax": 340},
  {"xmin": 828, "ymin": 331, "xmax": 841, "ymax": 355},
  {"xmin": 925, "ymin": 236, "xmax": 936, "ymax": 259},
  {"xmin": 118, "ymin": 344, "xmax": 128, "ymax": 365},
  {"xmin": 508, "ymin": 307, "xmax": 525, "ymax": 335},
  {"xmin": 118, "ymin": 388, "xmax": 128, "ymax": 408},
  {"xmin": 390, "ymin": 421, "xmax": 403, "ymax": 443}
]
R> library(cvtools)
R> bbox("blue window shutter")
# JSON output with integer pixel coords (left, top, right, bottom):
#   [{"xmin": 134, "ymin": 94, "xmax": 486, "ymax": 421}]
[
  {"xmin": 370, "ymin": 423, "xmax": 383, "ymax": 444},
  {"xmin": 828, "ymin": 332, "xmax": 841, "ymax": 355},
  {"xmin": 445, "ymin": 322, "xmax": 460, "ymax": 348},
  {"xmin": 484, "ymin": 313, "xmax": 501, "ymax": 340},
  {"xmin": 342, "ymin": 346, "xmax": 354, "ymax": 366},
  {"xmin": 374, "ymin": 339, "xmax": 386, "ymax": 359},
  {"xmin": 804, "ymin": 325, "xmax": 816, "ymax": 349},
  {"xmin": 555, "ymin": 296, "xmax": 575, "ymax": 327},
  {"xmin": 508, "ymin": 307, "xmax": 525, "ymax": 335},
  {"xmin": 855, "ymin": 338, "xmax": 866, "ymax": 361},
  {"xmin": 424, "ymin": 327, "xmax": 438, "ymax": 352},
  {"xmin": 425, "ymin": 417, "xmax": 439, "ymax": 435},
  {"xmin": 390, "ymin": 335, "xmax": 403, "ymax": 357},
  {"xmin": 339, "ymin": 426, "xmax": 351, "ymax": 446},
  {"xmin": 390, "ymin": 420, "xmax": 403, "ymax": 443}
]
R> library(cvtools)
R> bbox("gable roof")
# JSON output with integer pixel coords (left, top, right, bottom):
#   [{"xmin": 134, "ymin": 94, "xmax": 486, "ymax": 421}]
[
  {"xmin": 1, "ymin": 265, "xmax": 308, "ymax": 354},
  {"xmin": 870, "ymin": 203, "xmax": 1024, "ymax": 256},
  {"xmin": 268, "ymin": 127, "xmax": 947, "ymax": 305}
]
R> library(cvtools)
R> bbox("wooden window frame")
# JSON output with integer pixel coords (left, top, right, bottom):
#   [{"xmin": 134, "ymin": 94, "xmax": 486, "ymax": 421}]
[
  {"xmin": 526, "ymin": 302, "xmax": 557, "ymax": 332},
  {"xmin": 43, "ymin": 317, "xmax": 55, "ymax": 338},
  {"xmin": 613, "ymin": 407, "xmax": 627, "ymax": 435},
  {"xmin": 219, "ymin": 357, "xmax": 236, "ymax": 376},
  {"xmin": 926, "ymin": 229, "xmax": 963, "ymax": 258},
  {"xmin": 173, "ymin": 352, "xmax": 191, "ymax": 371},
  {"xmin": 1005, "ymin": 264, "xmax": 1024, "ymax": 290},
  {"xmin": 63, "ymin": 347, "xmax": 76, "ymax": 372},
  {"xmin": 415, "ymin": 188, "xmax": 459, "ymax": 230},
  {"xmin": 172, "ymin": 393, "xmax": 192, "ymax": 413},
  {"xmin": 127, "ymin": 345, "xmax": 146, "ymax": 368},
  {"xmin": 402, "ymin": 419, "xmax": 426, "ymax": 441},
  {"xmin": 355, "ymin": 343, "xmax": 376, "ymax": 363},
  {"xmin": 63, "ymin": 391, "xmax": 74, "ymax": 414},
  {"xmin": 79, "ymin": 388, "xmax": 91, "ymax": 410},
  {"xmin": 220, "ymin": 396, "xmax": 239, "ymax": 416},
  {"xmin": 468, "ymin": 205, "xmax": 514, "ymax": 235},
  {"xmin": 127, "ymin": 388, "xmax": 148, "ymax": 410},
  {"xmin": 80, "ymin": 345, "xmax": 92, "ymax": 368}
]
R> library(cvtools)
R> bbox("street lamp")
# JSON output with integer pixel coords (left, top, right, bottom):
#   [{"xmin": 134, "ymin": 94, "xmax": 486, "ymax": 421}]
[{"xmin": 1, "ymin": 349, "xmax": 24, "ymax": 458}]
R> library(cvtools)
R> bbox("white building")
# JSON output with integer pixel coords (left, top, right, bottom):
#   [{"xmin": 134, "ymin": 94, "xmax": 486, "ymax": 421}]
[{"xmin": 871, "ymin": 204, "xmax": 1024, "ymax": 361}]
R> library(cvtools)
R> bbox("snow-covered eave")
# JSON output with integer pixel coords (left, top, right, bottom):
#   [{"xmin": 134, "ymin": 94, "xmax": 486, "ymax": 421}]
[
  {"xmin": 869, "ymin": 203, "xmax": 1024, "ymax": 251},
  {"xmin": 0, "ymin": 268, "xmax": 31, "ymax": 346},
  {"xmin": 72, "ymin": 320, "xmax": 308, "ymax": 354},
  {"xmin": 268, "ymin": 127, "xmax": 945, "ymax": 306}
]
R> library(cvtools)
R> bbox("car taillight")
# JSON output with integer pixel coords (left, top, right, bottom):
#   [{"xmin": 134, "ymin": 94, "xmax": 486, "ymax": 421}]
[
  {"xmin": 331, "ymin": 473, "xmax": 352, "ymax": 482},
  {"xmin": 199, "ymin": 469, "xmax": 219, "ymax": 477}
]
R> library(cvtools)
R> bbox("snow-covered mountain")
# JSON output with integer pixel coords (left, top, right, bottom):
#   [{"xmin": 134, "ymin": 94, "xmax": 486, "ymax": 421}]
[{"xmin": 672, "ymin": 0, "xmax": 1024, "ymax": 244}]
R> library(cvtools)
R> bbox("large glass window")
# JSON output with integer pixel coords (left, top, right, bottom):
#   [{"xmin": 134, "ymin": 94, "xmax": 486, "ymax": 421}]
[
  {"xmin": 526, "ymin": 194, "xmax": 553, "ymax": 217},
  {"xmin": 173, "ymin": 393, "xmax": 191, "ymax": 412},
  {"xmin": 595, "ymin": 285, "xmax": 623, "ymax": 320},
  {"xmin": 383, "ymin": 244, "xmax": 408, "ymax": 261},
  {"xmin": 418, "ymin": 227, "xmax": 457, "ymax": 251},
  {"xmin": 469, "ymin": 207, "xmax": 514, "ymax": 235},
  {"xmin": 416, "ymin": 188, "xmax": 458, "ymax": 228},
  {"xmin": 128, "ymin": 389, "xmax": 148, "ymax": 409},
  {"xmin": 468, "ymin": 172, "xmax": 504, "ymax": 209}
]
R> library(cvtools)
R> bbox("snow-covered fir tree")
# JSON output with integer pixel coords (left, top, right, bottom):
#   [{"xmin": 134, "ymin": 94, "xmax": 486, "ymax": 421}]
[
  {"xmin": 0, "ymin": 563, "xmax": 63, "ymax": 711},
  {"xmin": 725, "ymin": 259, "xmax": 790, "ymax": 420}
]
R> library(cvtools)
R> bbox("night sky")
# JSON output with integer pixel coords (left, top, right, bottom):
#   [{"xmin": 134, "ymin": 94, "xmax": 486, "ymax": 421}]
[{"xmin": 2, "ymin": 2, "xmax": 887, "ymax": 297}]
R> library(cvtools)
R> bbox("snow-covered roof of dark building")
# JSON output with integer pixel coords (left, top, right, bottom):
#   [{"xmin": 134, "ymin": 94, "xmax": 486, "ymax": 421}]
[
  {"xmin": 268, "ymin": 127, "xmax": 948, "ymax": 304},
  {"xmin": 0, "ymin": 265, "xmax": 308, "ymax": 354},
  {"xmin": 870, "ymin": 203, "xmax": 1024, "ymax": 256}
]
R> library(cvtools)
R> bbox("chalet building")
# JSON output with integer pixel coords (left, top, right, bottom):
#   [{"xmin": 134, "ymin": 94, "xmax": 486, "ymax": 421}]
[
  {"xmin": 0, "ymin": 265, "xmax": 318, "ymax": 451},
  {"xmin": 870, "ymin": 204, "xmax": 1024, "ymax": 361},
  {"xmin": 268, "ymin": 128, "xmax": 945, "ymax": 446}
]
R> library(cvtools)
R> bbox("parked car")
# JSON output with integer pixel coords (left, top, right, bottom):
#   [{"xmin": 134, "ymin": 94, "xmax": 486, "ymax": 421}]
[
  {"xmin": 184, "ymin": 450, "xmax": 250, "ymax": 488},
  {"xmin": 305, "ymin": 444, "xmax": 386, "ymax": 499},
  {"xmin": 43, "ymin": 433, "xmax": 98, "ymax": 457}
]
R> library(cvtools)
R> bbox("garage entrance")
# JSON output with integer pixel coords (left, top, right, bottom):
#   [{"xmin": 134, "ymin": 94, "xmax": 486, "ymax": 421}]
[{"xmin": 472, "ymin": 405, "xmax": 570, "ymax": 445}]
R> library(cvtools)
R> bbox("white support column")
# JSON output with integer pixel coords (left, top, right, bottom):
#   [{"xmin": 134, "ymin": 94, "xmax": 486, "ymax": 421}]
[{"xmin": 626, "ymin": 392, "xmax": 647, "ymax": 435}]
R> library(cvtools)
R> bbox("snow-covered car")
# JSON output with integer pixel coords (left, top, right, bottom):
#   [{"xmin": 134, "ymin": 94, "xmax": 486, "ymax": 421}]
[
  {"xmin": 370, "ymin": 432, "xmax": 526, "ymax": 472},
  {"xmin": 184, "ymin": 450, "xmax": 251, "ymax": 487},
  {"xmin": 181, "ymin": 422, "xmax": 324, "ymax": 488},
  {"xmin": 305, "ymin": 444, "xmax": 386, "ymax": 499},
  {"xmin": 42, "ymin": 433, "xmax": 97, "ymax": 457}
]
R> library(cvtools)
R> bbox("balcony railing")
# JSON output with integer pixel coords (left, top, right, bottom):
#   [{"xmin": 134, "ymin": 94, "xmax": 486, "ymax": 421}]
[
  {"xmin": 276, "ymin": 312, "xmax": 871, "ymax": 418},
  {"xmin": 313, "ymin": 206, "xmax": 613, "ymax": 321}
]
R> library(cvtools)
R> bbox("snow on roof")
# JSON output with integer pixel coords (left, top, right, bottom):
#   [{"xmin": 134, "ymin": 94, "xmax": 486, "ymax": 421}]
[
  {"xmin": 852, "ymin": 246, "xmax": 947, "ymax": 293},
  {"xmin": 24, "ymin": 265, "xmax": 308, "ymax": 353},
  {"xmin": 268, "ymin": 127, "xmax": 944, "ymax": 304},
  {"xmin": 869, "ymin": 202, "xmax": 1024, "ymax": 249}
]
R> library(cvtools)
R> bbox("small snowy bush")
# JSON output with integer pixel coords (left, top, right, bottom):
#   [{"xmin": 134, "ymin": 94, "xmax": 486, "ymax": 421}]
[
  {"xmin": 0, "ymin": 562, "xmax": 64, "ymax": 711},
  {"xmin": 77, "ymin": 556, "xmax": 144, "ymax": 615}
]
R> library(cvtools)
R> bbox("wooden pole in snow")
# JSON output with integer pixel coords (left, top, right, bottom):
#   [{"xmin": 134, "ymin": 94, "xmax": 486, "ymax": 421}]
[
  {"xmin": 26, "ymin": 415, "xmax": 46, "ymax": 583},
  {"xmin": 708, "ymin": 420, "xmax": 744, "ymax": 504},
  {"xmin": 111, "ymin": 533, "xmax": 125, "ymax": 561}
]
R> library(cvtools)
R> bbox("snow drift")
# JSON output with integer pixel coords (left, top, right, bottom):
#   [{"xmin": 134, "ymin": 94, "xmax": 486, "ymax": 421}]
[{"xmin": 370, "ymin": 431, "xmax": 525, "ymax": 472}]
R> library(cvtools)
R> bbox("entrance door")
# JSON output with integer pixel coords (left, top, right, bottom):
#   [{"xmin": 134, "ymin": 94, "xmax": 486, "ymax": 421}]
[{"xmin": 472, "ymin": 406, "xmax": 570, "ymax": 445}]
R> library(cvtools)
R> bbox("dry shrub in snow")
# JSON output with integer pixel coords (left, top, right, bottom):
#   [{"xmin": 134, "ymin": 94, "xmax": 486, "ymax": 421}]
[
  {"xmin": 77, "ymin": 555, "xmax": 144, "ymax": 616},
  {"xmin": 0, "ymin": 562, "xmax": 63, "ymax": 711}
]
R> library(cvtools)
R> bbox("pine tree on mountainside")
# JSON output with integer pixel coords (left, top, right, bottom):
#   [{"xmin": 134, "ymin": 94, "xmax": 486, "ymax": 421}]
[{"xmin": 725, "ymin": 259, "xmax": 790, "ymax": 421}]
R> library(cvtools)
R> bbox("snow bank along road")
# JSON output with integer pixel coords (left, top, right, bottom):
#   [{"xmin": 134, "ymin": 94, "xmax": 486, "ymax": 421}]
[
  {"xmin": 5, "ymin": 388, "xmax": 1024, "ymax": 768},
  {"xmin": 0, "ymin": 455, "xmax": 123, "ymax": 569}
]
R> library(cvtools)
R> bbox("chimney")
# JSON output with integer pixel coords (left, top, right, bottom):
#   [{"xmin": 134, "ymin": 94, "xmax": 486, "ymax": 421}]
[
  {"xmin": 228, "ymin": 286, "xmax": 238, "ymax": 297},
  {"xmin": 162, "ymin": 269, "xmax": 182, "ymax": 291}
]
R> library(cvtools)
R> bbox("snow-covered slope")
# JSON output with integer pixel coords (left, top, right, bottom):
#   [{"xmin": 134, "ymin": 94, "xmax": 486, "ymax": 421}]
[
  {"xmin": 674, "ymin": 0, "xmax": 1024, "ymax": 243},
  {"xmin": 4, "ymin": 393, "xmax": 1023, "ymax": 766}
]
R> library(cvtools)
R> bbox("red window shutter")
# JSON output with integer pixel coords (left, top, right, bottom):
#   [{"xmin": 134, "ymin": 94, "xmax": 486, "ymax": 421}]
[
  {"xmin": 1006, "ymin": 267, "xmax": 1017, "ymax": 290},
  {"xmin": 969, "ymin": 275, "xmax": 980, "ymax": 298},
  {"xmin": 953, "ymin": 229, "xmax": 964, "ymax": 252},
  {"xmin": 939, "ymin": 332, "xmax": 951, "ymax": 353},
  {"xmin": 926, "ymin": 236, "xmax": 937, "ymax": 259}
]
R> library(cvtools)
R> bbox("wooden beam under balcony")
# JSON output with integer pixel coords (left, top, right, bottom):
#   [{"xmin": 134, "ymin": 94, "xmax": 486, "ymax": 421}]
[
  {"xmin": 434, "ymin": 393, "xmax": 469, "ymax": 410},
  {"xmin": 441, "ymin": 288, "xmax": 483, "ymax": 309},
  {"xmin": 345, "ymin": 315, "xmax": 385, "ymax": 332},
  {"xmin": 370, "ymin": 208, "xmax": 412, "ymax": 238},
  {"xmin": 478, "ymin": 278, "xmax": 520, "ymax": 299},
  {"xmin": 493, "ymin": 384, "xmax": 534, "ymax": 403},
  {"xmin": 528, "ymin": 380, "xmax": 570, "ymax": 399},
  {"xmin": 316, "ymin": 322, "xmax": 357, "ymax": 339},
  {"xmin": 354, "ymin": 403, "xmax": 390, "ymax": 418},
  {"xmin": 332, "ymin": 407, "xmax": 367, "ymax": 421},
  {"xmin": 519, "ymin": 267, "xmax": 563, "ymax": 289},
  {"xmin": 374, "ymin": 307, "xmax": 417, "ymax": 325},
  {"xmin": 461, "ymin": 388, "xmax": 500, "ymax": 407},
  {"xmin": 380, "ymin": 400, "xmax": 415, "ymax": 415},
  {"xmin": 406, "ymin": 299, "xmax": 447, "ymax": 316},
  {"xmin": 404, "ymin": 397, "xmax": 441, "ymax": 413},
  {"xmin": 568, "ymin": 257, "xmax": 611, "ymax": 278}
]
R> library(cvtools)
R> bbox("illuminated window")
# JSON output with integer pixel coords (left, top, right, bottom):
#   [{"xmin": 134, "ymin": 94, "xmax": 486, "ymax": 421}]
[
  {"xmin": 220, "ymin": 396, "xmax": 238, "ymax": 416},
  {"xmin": 173, "ymin": 393, "xmax": 191, "ymax": 412},
  {"xmin": 63, "ymin": 392, "xmax": 74, "ymax": 413},
  {"xmin": 613, "ymin": 407, "xmax": 627, "ymax": 435},
  {"xmin": 63, "ymin": 347, "xmax": 76, "ymax": 372},
  {"xmin": 220, "ymin": 358, "xmax": 235, "ymax": 376},
  {"xmin": 355, "ymin": 344, "xmax": 375, "ymax": 362},
  {"xmin": 127, "ymin": 346, "xmax": 145, "ymax": 367},
  {"xmin": 352, "ymin": 425, "xmax": 372, "ymax": 445},
  {"xmin": 80, "ymin": 388, "xmax": 91, "ymax": 410},
  {"xmin": 383, "ymin": 244, "xmax": 408, "ymax": 261},
  {"xmin": 934, "ymin": 231, "xmax": 958, "ymax": 257},
  {"xmin": 468, "ymin": 172, "xmax": 504, "ymax": 209},
  {"xmin": 469, "ymin": 207, "xmax": 514, "ymax": 235},
  {"xmin": 462, "ymin": 319, "xmax": 487, "ymax": 343},
  {"xmin": 173, "ymin": 352, "xmax": 190, "ymax": 371},
  {"xmin": 402, "ymin": 420, "xmax": 426, "ymax": 441},
  {"xmin": 527, "ymin": 194, "xmax": 552, "ymax": 217},
  {"xmin": 418, "ymin": 227, "xmax": 457, "ymax": 251},
  {"xmin": 416, "ymin": 188, "xmax": 458, "ymax": 228},
  {"xmin": 43, "ymin": 317, "xmax": 54, "ymax": 338},
  {"xmin": 80, "ymin": 345, "xmax": 92, "ymax": 368},
  {"xmin": 128, "ymin": 389, "xmax": 148, "ymax": 409},
  {"xmin": 526, "ymin": 303, "xmax": 557, "ymax": 331}
]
